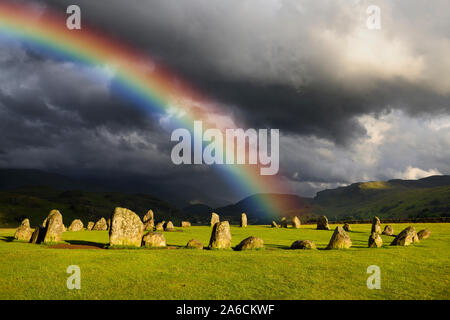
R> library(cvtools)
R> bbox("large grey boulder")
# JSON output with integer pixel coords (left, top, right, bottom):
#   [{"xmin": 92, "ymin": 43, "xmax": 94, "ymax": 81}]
[
  {"xmin": 164, "ymin": 221, "xmax": 175, "ymax": 231},
  {"xmin": 291, "ymin": 240, "xmax": 316, "ymax": 250},
  {"xmin": 317, "ymin": 216, "xmax": 330, "ymax": 230},
  {"xmin": 368, "ymin": 232, "xmax": 383, "ymax": 248},
  {"xmin": 209, "ymin": 221, "xmax": 231, "ymax": 249},
  {"xmin": 343, "ymin": 223, "xmax": 352, "ymax": 232},
  {"xmin": 240, "ymin": 213, "xmax": 247, "ymax": 227},
  {"xmin": 14, "ymin": 218, "xmax": 33, "ymax": 242},
  {"xmin": 391, "ymin": 226, "xmax": 418, "ymax": 246},
  {"xmin": 42, "ymin": 210, "xmax": 64, "ymax": 244},
  {"xmin": 371, "ymin": 216, "xmax": 381, "ymax": 234},
  {"xmin": 109, "ymin": 207, "xmax": 144, "ymax": 247},
  {"xmin": 186, "ymin": 239, "xmax": 203, "ymax": 249},
  {"xmin": 68, "ymin": 219, "xmax": 84, "ymax": 231},
  {"xmin": 326, "ymin": 226, "xmax": 352, "ymax": 249},
  {"xmin": 235, "ymin": 236, "xmax": 264, "ymax": 251},
  {"xmin": 93, "ymin": 217, "xmax": 108, "ymax": 231},
  {"xmin": 142, "ymin": 232, "xmax": 166, "ymax": 248},
  {"xmin": 210, "ymin": 212, "xmax": 220, "ymax": 227},
  {"xmin": 292, "ymin": 216, "xmax": 301, "ymax": 229}
]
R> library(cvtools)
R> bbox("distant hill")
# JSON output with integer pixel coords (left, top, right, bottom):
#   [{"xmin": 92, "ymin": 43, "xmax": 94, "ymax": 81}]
[{"xmin": 0, "ymin": 168, "xmax": 448, "ymax": 227}]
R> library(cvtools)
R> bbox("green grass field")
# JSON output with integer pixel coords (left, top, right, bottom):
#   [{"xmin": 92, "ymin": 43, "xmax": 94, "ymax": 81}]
[{"xmin": 0, "ymin": 223, "xmax": 449, "ymax": 300}]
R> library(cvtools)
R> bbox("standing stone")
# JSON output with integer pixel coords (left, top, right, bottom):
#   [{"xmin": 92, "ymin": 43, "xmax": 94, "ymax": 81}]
[
  {"xmin": 109, "ymin": 207, "xmax": 144, "ymax": 247},
  {"xmin": 368, "ymin": 232, "xmax": 383, "ymax": 248},
  {"xmin": 292, "ymin": 216, "xmax": 301, "ymax": 229},
  {"xmin": 186, "ymin": 239, "xmax": 203, "ymax": 249},
  {"xmin": 209, "ymin": 221, "xmax": 231, "ymax": 249},
  {"xmin": 43, "ymin": 209, "xmax": 64, "ymax": 244},
  {"xmin": 317, "ymin": 216, "xmax": 330, "ymax": 230},
  {"xmin": 87, "ymin": 221, "xmax": 94, "ymax": 230},
  {"xmin": 142, "ymin": 232, "xmax": 166, "ymax": 248},
  {"xmin": 291, "ymin": 240, "xmax": 316, "ymax": 250},
  {"xmin": 382, "ymin": 225, "xmax": 394, "ymax": 236},
  {"xmin": 181, "ymin": 221, "xmax": 191, "ymax": 227},
  {"xmin": 280, "ymin": 217, "xmax": 288, "ymax": 228},
  {"xmin": 371, "ymin": 216, "xmax": 381, "ymax": 234},
  {"xmin": 210, "ymin": 212, "xmax": 220, "ymax": 227},
  {"xmin": 391, "ymin": 226, "xmax": 418, "ymax": 246},
  {"xmin": 164, "ymin": 221, "xmax": 175, "ymax": 231},
  {"xmin": 107, "ymin": 218, "xmax": 111, "ymax": 230},
  {"xmin": 93, "ymin": 217, "xmax": 108, "ymax": 231},
  {"xmin": 155, "ymin": 221, "xmax": 165, "ymax": 231},
  {"xmin": 417, "ymin": 229, "xmax": 431, "ymax": 240},
  {"xmin": 143, "ymin": 210, "xmax": 155, "ymax": 231},
  {"xmin": 30, "ymin": 225, "xmax": 45, "ymax": 244},
  {"xmin": 235, "ymin": 236, "xmax": 264, "ymax": 251},
  {"xmin": 68, "ymin": 219, "xmax": 84, "ymax": 231},
  {"xmin": 326, "ymin": 226, "xmax": 352, "ymax": 249},
  {"xmin": 271, "ymin": 221, "xmax": 279, "ymax": 228},
  {"xmin": 343, "ymin": 223, "xmax": 352, "ymax": 232},
  {"xmin": 240, "ymin": 213, "xmax": 247, "ymax": 227},
  {"xmin": 14, "ymin": 218, "xmax": 33, "ymax": 242}
]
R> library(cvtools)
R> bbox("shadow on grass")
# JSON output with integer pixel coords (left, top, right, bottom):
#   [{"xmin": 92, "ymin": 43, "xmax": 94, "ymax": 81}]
[
  {"xmin": 65, "ymin": 240, "xmax": 105, "ymax": 249},
  {"xmin": 0, "ymin": 236, "xmax": 15, "ymax": 242}
]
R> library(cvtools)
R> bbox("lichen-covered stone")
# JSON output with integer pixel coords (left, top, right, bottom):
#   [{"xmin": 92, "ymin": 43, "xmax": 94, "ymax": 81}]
[
  {"xmin": 391, "ymin": 226, "xmax": 418, "ymax": 246},
  {"xmin": 382, "ymin": 225, "xmax": 394, "ymax": 236},
  {"xmin": 14, "ymin": 218, "xmax": 33, "ymax": 242},
  {"xmin": 292, "ymin": 216, "xmax": 301, "ymax": 229},
  {"xmin": 235, "ymin": 236, "xmax": 264, "ymax": 251},
  {"xmin": 87, "ymin": 221, "xmax": 94, "ymax": 230},
  {"xmin": 109, "ymin": 207, "xmax": 144, "ymax": 247},
  {"xmin": 317, "ymin": 216, "xmax": 330, "ymax": 230},
  {"xmin": 343, "ymin": 223, "xmax": 352, "ymax": 232},
  {"xmin": 164, "ymin": 221, "xmax": 175, "ymax": 231},
  {"xmin": 371, "ymin": 216, "xmax": 381, "ymax": 234},
  {"xmin": 280, "ymin": 217, "xmax": 288, "ymax": 228},
  {"xmin": 142, "ymin": 232, "xmax": 166, "ymax": 248},
  {"xmin": 240, "ymin": 213, "xmax": 247, "ymax": 227},
  {"xmin": 209, "ymin": 221, "xmax": 231, "ymax": 249},
  {"xmin": 326, "ymin": 226, "xmax": 352, "ymax": 249},
  {"xmin": 186, "ymin": 238, "xmax": 203, "ymax": 249},
  {"xmin": 181, "ymin": 221, "xmax": 191, "ymax": 227},
  {"xmin": 291, "ymin": 240, "xmax": 316, "ymax": 250},
  {"xmin": 143, "ymin": 210, "xmax": 155, "ymax": 231},
  {"xmin": 42, "ymin": 210, "xmax": 64, "ymax": 244},
  {"xmin": 417, "ymin": 229, "xmax": 431, "ymax": 240},
  {"xmin": 155, "ymin": 221, "xmax": 165, "ymax": 231},
  {"xmin": 368, "ymin": 232, "xmax": 383, "ymax": 248},
  {"xmin": 93, "ymin": 217, "xmax": 108, "ymax": 231},
  {"xmin": 68, "ymin": 219, "xmax": 84, "ymax": 231},
  {"xmin": 210, "ymin": 212, "xmax": 220, "ymax": 227},
  {"xmin": 30, "ymin": 225, "xmax": 45, "ymax": 244}
]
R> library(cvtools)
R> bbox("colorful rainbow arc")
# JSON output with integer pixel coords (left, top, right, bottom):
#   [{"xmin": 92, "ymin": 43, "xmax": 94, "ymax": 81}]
[{"xmin": 0, "ymin": 1, "xmax": 294, "ymax": 219}]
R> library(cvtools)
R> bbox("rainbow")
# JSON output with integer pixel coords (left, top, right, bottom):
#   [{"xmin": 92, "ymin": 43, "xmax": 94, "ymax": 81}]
[{"xmin": 0, "ymin": 1, "xmax": 298, "ymax": 220}]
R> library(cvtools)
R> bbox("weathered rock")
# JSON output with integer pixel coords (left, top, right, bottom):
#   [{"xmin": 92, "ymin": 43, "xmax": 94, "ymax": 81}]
[
  {"xmin": 240, "ymin": 213, "xmax": 247, "ymax": 227},
  {"xmin": 280, "ymin": 217, "xmax": 288, "ymax": 228},
  {"xmin": 371, "ymin": 216, "xmax": 381, "ymax": 234},
  {"xmin": 343, "ymin": 223, "xmax": 352, "ymax": 232},
  {"xmin": 317, "ymin": 216, "xmax": 330, "ymax": 230},
  {"xmin": 271, "ymin": 221, "xmax": 279, "ymax": 228},
  {"xmin": 181, "ymin": 221, "xmax": 191, "ymax": 227},
  {"xmin": 107, "ymin": 218, "xmax": 111, "ymax": 230},
  {"xmin": 391, "ymin": 226, "xmax": 418, "ymax": 246},
  {"xmin": 291, "ymin": 240, "xmax": 316, "ymax": 250},
  {"xmin": 210, "ymin": 212, "xmax": 220, "ymax": 227},
  {"xmin": 87, "ymin": 221, "xmax": 94, "ymax": 230},
  {"xmin": 68, "ymin": 219, "xmax": 84, "ymax": 231},
  {"xmin": 42, "ymin": 210, "xmax": 64, "ymax": 244},
  {"xmin": 109, "ymin": 207, "xmax": 144, "ymax": 247},
  {"xmin": 292, "ymin": 216, "xmax": 301, "ymax": 229},
  {"xmin": 164, "ymin": 221, "xmax": 175, "ymax": 231},
  {"xmin": 368, "ymin": 232, "xmax": 383, "ymax": 248},
  {"xmin": 382, "ymin": 225, "xmax": 394, "ymax": 236},
  {"xmin": 209, "ymin": 221, "xmax": 231, "ymax": 249},
  {"xmin": 93, "ymin": 217, "xmax": 108, "ymax": 231},
  {"xmin": 235, "ymin": 236, "xmax": 264, "ymax": 251},
  {"xmin": 14, "ymin": 218, "xmax": 33, "ymax": 242},
  {"xmin": 417, "ymin": 229, "xmax": 431, "ymax": 240},
  {"xmin": 186, "ymin": 238, "xmax": 203, "ymax": 249},
  {"xmin": 326, "ymin": 226, "xmax": 352, "ymax": 249},
  {"xmin": 142, "ymin": 232, "xmax": 166, "ymax": 248},
  {"xmin": 143, "ymin": 210, "xmax": 154, "ymax": 231},
  {"xmin": 155, "ymin": 221, "xmax": 165, "ymax": 231}
]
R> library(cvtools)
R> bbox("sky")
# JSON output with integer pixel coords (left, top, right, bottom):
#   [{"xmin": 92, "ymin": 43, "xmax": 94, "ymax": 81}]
[{"xmin": 0, "ymin": 0, "xmax": 449, "ymax": 207}]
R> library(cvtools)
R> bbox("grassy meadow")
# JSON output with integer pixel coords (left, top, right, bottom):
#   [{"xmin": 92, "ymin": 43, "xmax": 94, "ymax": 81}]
[{"xmin": 0, "ymin": 223, "xmax": 449, "ymax": 300}]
